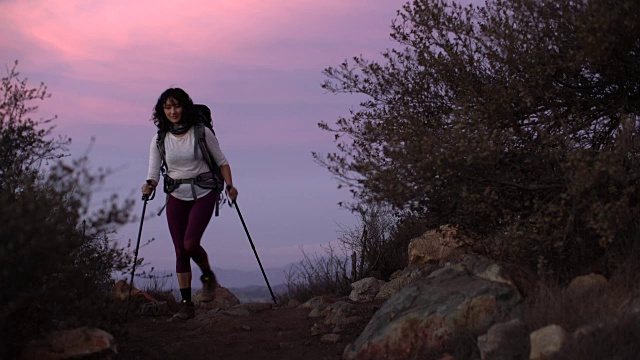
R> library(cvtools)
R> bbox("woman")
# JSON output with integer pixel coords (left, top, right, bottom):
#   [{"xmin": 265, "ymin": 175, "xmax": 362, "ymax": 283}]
[{"xmin": 142, "ymin": 88, "xmax": 238, "ymax": 321}]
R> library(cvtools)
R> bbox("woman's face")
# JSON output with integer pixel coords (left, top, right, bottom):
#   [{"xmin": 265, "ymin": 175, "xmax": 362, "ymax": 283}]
[{"xmin": 163, "ymin": 97, "xmax": 183, "ymax": 124}]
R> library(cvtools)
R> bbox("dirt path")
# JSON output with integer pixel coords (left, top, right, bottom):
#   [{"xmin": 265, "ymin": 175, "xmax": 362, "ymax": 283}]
[{"xmin": 117, "ymin": 299, "xmax": 383, "ymax": 360}]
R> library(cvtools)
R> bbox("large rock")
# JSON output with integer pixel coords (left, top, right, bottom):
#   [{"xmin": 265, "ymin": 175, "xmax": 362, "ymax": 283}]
[
  {"xmin": 429, "ymin": 255, "xmax": 515, "ymax": 288},
  {"xmin": 375, "ymin": 276, "xmax": 414, "ymax": 300},
  {"xmin": 301, "ymin": 296, "xmax": 336, "ymax": 309},
  {"xmin": 343, "ymin": 267, "xmax": 521, "ymax": 360},
  {"xmin": 529, "ymin": 324, "xmax": 566, "ymax": 360},
  {"xmin": 22, "ymin": 327, "xmax": 117, "ymax": 360},
  {"xmin": 567, "ymin": 273, "xmax": 608, "ymax": 294},
  {"xmin": 349, "ymin": 277, "xmax": 386, "ymax": 303},
  {"xmin": 194, "ymin": 286, "xmax": 240, "ymax": 310},
  {"xmin": 477, "ymin": 318, "xmax": 528, "ymax": 360},
  {"xmin": 408, "ymin": 225, "xmax": 467, "ymax": 266},
  {"xmin": 376, "ymin": 264, "xmax": 437, "ymax": 300}
]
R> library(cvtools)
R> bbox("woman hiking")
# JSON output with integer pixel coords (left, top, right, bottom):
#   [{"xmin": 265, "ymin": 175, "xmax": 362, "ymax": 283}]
[{"xmin": 141, "ymin": 87, "xmax": 238, "ymax": 321}]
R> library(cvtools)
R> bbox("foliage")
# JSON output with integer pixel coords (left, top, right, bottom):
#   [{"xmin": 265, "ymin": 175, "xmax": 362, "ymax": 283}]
[
  {"xmin": 523, "ymin": 241, "xmax": 640, "ymax": 360},
  {"xmin": 338, "ymin": 205, "xmax": 431, "ymax": 280},
  {"xmin": 282, "ymin": 244, "xmax": 352, "ymax": 302},
  {"xmin": 0, "ymin": 62, "xmax": 68, "ymax": 191},
  {"xmin": 315, "ymin": 0, "xmax": 640, "ymax": 278},
  {"xmin": 0, "ymin": 62, "xmax": 135, "ymax": 357},
  {"xmin": 282, "ymin": 206, "xmax": 432, "ymax": 302},
  {"xmin": 337, "ymin": 204, "xmax": 394, "ymax": 280}
]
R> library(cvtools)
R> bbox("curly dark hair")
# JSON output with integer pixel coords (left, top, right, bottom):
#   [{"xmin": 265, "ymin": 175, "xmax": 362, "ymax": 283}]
[{"xmin": 151, "ymin": 88, "xmax": 199, "ymax": 132}]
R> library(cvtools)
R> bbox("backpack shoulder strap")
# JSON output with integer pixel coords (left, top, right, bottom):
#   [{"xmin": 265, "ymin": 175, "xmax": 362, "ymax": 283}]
[
  {"xmin": 195, "ymin": 124, "xmax": 217, "ymax": 172},
  {"xmin": 194, "ymin": 123, "xmax": 225, "ymax": 216},
  {"xmin": 156, "ymin": 130, "xmax": 168, "ymax": 175}
]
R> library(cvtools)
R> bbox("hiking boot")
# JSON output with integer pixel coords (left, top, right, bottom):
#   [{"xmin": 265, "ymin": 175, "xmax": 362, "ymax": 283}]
[
  {"xmin": 170, "ymin": 301, "xmax": 195, "ymax": 321},
  {"xmin": 200, "ymin": 273, "xmax": 218, "ymax": 302}
]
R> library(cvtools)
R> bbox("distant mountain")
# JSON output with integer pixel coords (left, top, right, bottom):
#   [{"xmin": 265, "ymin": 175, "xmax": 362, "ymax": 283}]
[
  {"xmin": 228, "ymin": 284, "xmax": 289, "ymax": 303},
  {"xmin": 212, "ymin": 265, "xmax": 293, "ymax": 288},
  {"xmin": 141, "ymin": 263, "xmax": 296, "ymax": 291}
]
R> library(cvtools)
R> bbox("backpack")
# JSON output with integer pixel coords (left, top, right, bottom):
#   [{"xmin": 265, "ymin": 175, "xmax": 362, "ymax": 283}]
[{"xmin": 155, "ymin": 104, "xmax": 225, "ymax": 215}]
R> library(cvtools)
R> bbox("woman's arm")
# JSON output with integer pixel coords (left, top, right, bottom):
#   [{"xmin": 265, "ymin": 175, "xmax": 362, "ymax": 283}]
[
  {"xmin": 142, "ymin": 133, "xmax": 162, "ymax": 196},
  {"xmin": 219, "ymin": 164, "xmax": 238, "ymax": 200}
]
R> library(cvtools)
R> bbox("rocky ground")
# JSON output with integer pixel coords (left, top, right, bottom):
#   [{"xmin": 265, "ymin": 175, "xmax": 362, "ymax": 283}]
[{"xmin": 116, "ymin": 298, "xmax": 385, "ymax": 360}]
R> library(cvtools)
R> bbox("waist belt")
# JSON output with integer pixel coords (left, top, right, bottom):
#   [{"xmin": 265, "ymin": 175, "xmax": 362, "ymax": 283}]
[{"xmin": 157, "ymin": 172, "xmax": 220, "ymax": 216}]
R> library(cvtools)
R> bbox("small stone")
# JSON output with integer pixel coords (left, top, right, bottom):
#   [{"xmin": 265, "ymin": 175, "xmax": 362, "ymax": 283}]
[
  {"xmin": 310, "ymin": 322, "xmax": 326, "ymax": 336},
  {"xmin": 567, "ymin": 273, "xmax": 608, "ymax": 293},
  {"xmin": 241, "ymin": 325, "xmax": 251, "ymax": 331},
  {"xmin": 320, "ymin": 334, "xmax": 341, "ymax": 343},
  {"xmin": 530, "ymin": 324, "xmax": 566, "ymax": 360}
]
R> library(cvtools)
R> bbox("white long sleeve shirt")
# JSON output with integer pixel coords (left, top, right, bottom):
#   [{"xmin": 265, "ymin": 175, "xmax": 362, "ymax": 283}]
[{"xmin": 147, "ymin": 126, "xmax": 228, "ymax": 201}]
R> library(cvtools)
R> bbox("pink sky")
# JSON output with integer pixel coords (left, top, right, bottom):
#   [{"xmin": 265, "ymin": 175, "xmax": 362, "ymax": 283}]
[{"xmin": 0, "ymin": 1, "xmax": 408, "ymax": 278}]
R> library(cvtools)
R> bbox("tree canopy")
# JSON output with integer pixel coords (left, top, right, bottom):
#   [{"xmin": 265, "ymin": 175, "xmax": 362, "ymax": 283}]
[{"xmin": 316, "ymin": 0, "xmax": 640, "ymax": 277}]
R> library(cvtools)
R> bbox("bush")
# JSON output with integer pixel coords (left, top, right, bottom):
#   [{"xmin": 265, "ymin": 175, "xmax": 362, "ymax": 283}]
[
  {"xmin": 281, "ymin": 244, "xmax": 352, "ymax": 303},
  {"xmin": 315, "ymin": 0, "xmax": 640, "ymax": 280},
  {"xmin": 280, "ymin": 206, "xmax": 433, "ymax": 303},
  {"xmin": 338, "ymin": 205, "xmax": 433, "ymax": 281},
  {"xmin": 523, "ymin": 231, "xmax": 640, "ymax": 359},
  {"xmin": 0, "ymin": 63, "xmax": 134, "ymax": 358}
]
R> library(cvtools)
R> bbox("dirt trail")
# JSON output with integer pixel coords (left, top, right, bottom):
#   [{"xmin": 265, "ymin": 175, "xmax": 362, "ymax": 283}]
[{"xmin": 117, "ymin": 299, "xmax": 382, "ymax": 360}]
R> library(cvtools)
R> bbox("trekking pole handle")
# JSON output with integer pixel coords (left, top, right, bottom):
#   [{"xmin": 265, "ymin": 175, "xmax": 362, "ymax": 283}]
[{"xmin": 142, "ymin": 180, "xmax": 156, "ymax": 201}]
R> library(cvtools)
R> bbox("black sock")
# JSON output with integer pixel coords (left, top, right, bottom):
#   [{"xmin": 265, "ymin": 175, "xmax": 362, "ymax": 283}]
[{"xmin": 180, "ymin": 288, "xmax": 191, "ymax": 303}]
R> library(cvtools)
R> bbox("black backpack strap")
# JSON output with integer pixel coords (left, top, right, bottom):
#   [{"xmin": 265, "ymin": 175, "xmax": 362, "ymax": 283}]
[
  {"xmin": 155, "ymin": 131, "xmax": 169, "ymax": 216},
  {"xmin": 194, "ymin": 124, "xmax": 224, "ymax": 216},
  {"xmin": 156, "ymin": 130, "xmax": 168, "ymax": 176},
  {"xmin": 157, "ymin": 195, "xmax": 169, "ymax": 216}
]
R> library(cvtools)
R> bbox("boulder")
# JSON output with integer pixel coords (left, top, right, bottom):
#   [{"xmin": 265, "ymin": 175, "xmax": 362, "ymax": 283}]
[
  {"xmin": 408, "ymin": 225, "xmax": 467, "ymax": 266},
  {"xmin": 301, "ymin": 296, "xmax": 335, "ymax": 309},
  {"xmin": 477, "ymin": 318, "xmax": 528, "ymax": 360},
  {"xmin": 428, "ymin": 255, "xmax": 515, "ymax": 288},
  {"xmin": 22, "ymin": 327, "xmax": 116, "ymax": 360},
  {"xmin": 343, "ymin": 267, "xmax": 521, "ymax": 360},
  {"xmin": 286, "ymin": 299, "xmax": 302, "ymax": 308},
  {"xmin": 323, "ymin": 301, "xmax": 356, "ymax": 325},
  {"xmin": 376, "ymin": 264, "xmax": 437, "ymax": 300},
  {"xmin": 349, "ymin": 277, "xmax": 386, "ymax": 303},
  {"xmin": 375, "ymin": 276, "xmax": 414, "ymax": 300},
  {"xmin": 194, "ymin": 286, "xmax": 240, "ymax": 310},
  {"xmin": 529, "ymin": 324, "xmax": 566, "ymax": 360},
  {"xmin": 567, "ymin": 273, "xmax": 608, "ymax": 294}
]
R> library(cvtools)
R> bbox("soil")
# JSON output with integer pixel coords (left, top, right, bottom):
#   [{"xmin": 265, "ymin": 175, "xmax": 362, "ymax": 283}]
[{"xmin": 116, "ymin": 298, "xmax": 384, "ymax": 360}]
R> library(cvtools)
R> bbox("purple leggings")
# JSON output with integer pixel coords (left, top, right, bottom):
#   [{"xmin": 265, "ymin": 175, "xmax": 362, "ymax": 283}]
[{"xmin": 166, "ymin": 190, "xmax": 218, "ymax": 273}]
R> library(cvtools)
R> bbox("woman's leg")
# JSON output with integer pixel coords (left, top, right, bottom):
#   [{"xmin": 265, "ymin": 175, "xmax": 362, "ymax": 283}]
[
  {"xmin": 182, "ymin": 191, "xmax": 218, "ymax": 301},
  {"xmin": 166, "ymin": 195, "xmax": 195, "ymax": 303},
  {"xmin": 182, "ymin": 190, "xmax": 217, "ymax": 271}
]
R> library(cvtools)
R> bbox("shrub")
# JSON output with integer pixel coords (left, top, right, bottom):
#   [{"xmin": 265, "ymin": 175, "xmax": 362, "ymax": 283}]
[
  {"xmin": 338, "ymin": 206, "xmax": 433, "ymax": 281},
  {"xmin": 0, "ymin": 63, "xmax": 134, "ymax": 358},
  {"xmin": 281, "ymin": 244, "xmax": 352, "ymax": 303},
  {"xmin": 315, "ymin": 0, "xmax": 640, "ymax": 280}
]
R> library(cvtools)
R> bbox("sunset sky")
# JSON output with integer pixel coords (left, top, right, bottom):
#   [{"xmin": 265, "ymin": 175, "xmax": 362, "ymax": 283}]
[{"xmin": 1, "ymin": 1, "xmax": 409, "ymax": 278}]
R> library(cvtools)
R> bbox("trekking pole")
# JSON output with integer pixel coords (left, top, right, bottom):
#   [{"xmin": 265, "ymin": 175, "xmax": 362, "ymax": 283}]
[
  {"xmin": 125, "ymin": 181, "xmax": 155, "ymax": 322},
  {"xmin": 232, "ymin": 200, "xmax": 277, "ymax": 305}
]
